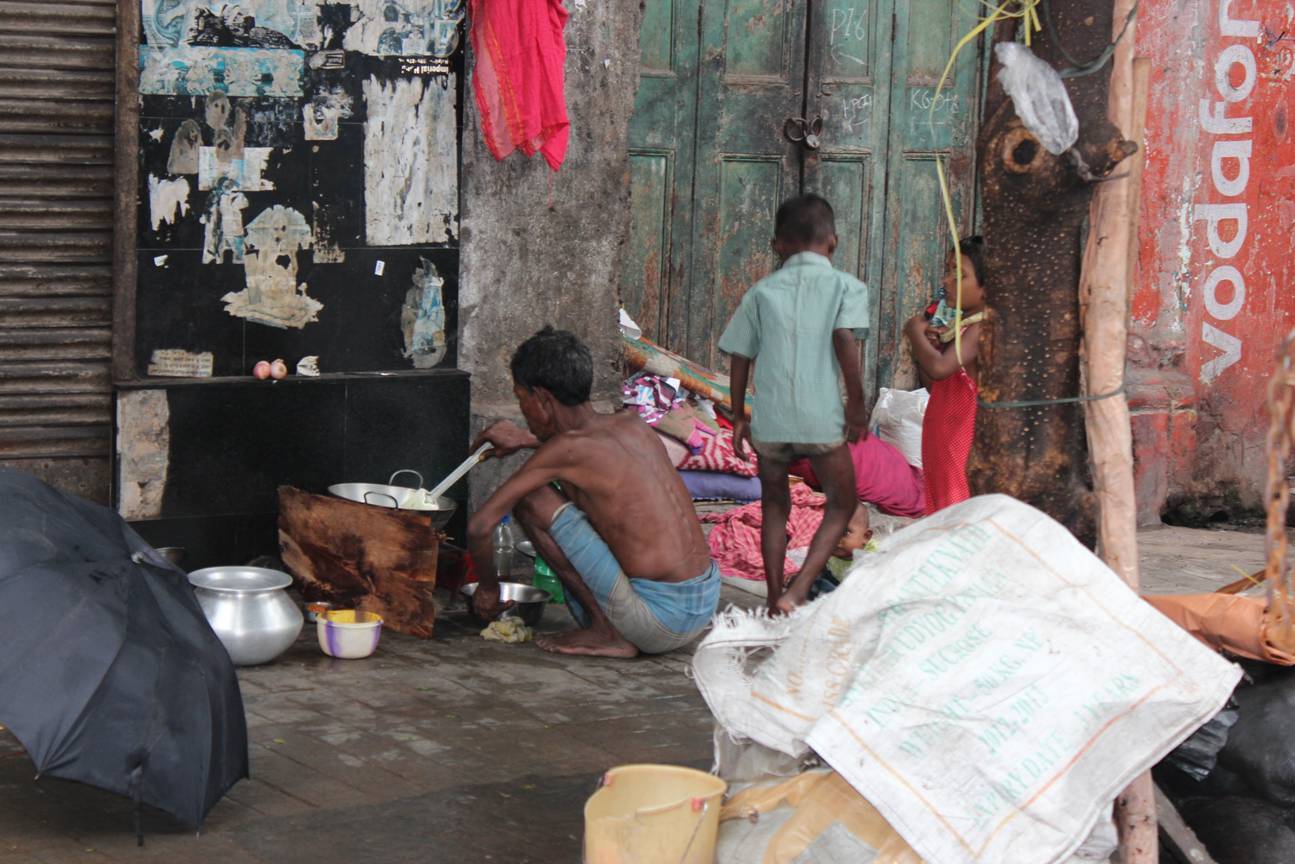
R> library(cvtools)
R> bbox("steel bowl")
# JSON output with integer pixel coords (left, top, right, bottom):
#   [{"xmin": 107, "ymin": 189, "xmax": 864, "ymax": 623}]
[
  {"xmin": 327, "ymin": 482, "xmax": 457, "ymax": 529},
  {"xmin": 461, "ymin": 582, "xmax": 550, "ymax": 628},
  {"xmin": 187, "ymin": 566, "xmax": 303, "ymax": 666}
]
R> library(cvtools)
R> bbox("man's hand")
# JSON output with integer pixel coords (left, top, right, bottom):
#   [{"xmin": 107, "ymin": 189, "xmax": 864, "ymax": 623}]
[
  {"xmin": 471, "ymin": 583, "xmax": 514, "ymax": 621},
  {"xmin": 732, "ymin": 418, "xmax": 754, "ymax": 461},
  {"xmin": 473, "ymin": 420, "xmax": 540, "ymax": 460},
  {"xmin": 845, "ymin": 398, "xmax": 870, "ymax": 443}
]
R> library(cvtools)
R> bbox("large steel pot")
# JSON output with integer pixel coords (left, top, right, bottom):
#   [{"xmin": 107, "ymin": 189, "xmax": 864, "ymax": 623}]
[
  {"xmin": 187, "ymin": 566, "xmax": 303, "ymax": 666},
  {"xmin": 328, "ymin": 469, "xmax": 457, "ymax": 529}
]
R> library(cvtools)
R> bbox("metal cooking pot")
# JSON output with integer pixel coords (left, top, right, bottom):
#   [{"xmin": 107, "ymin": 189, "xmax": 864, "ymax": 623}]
[
  {"xmin": 188, "ymin": 566, "xmax": 303, "ymax": 666},
  {"xmin": 328, "ymin": 469, "xmax": 457, "ymax": 529}
]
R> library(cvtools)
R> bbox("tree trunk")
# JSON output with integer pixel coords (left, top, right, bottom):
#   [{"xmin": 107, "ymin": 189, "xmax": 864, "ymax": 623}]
[{"xmin": 968, "ymin": 5, "xmax": 1136, "ymax": 546}]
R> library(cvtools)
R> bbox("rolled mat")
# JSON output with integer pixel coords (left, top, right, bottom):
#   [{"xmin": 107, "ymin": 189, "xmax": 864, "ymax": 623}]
[{"xmin": 1144, "ymin": 593, "xmax": 1295, "ymax": 665}]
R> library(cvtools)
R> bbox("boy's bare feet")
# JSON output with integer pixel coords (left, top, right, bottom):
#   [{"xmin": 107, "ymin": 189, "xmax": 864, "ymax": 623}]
[{"xmin": 536, "ymin": 625, "xmax": 639, "ymax": 658}]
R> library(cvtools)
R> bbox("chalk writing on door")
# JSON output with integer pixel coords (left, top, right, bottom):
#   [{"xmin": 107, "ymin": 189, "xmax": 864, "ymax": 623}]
[{"xmin": 828, "ymin": 3, "xmax": 868, "ymax": 69}]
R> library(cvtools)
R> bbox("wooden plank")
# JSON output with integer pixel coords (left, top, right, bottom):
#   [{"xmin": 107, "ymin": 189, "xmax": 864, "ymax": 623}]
[
  {"xmin": 111, "ymin": 0, "xmax": 139, "ymax": 383},
  {"xmin": 277, "ymin": 486, "xmax": 441, "ymax": 639}
]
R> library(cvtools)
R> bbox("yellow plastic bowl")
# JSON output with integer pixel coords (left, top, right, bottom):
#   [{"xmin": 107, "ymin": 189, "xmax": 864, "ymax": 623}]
[{"xmin": 316, "ymin": 610, "xmax": 383, "ymax": 659}]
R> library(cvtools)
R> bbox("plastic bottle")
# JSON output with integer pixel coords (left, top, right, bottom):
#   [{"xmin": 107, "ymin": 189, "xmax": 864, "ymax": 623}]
[
  {"xmin": 492, "ymin": 516, "xmax": 515, "ymax": 579},
  {"xmin": 533, "ymin": 556, "xmax": 565, "ymax": 604}
]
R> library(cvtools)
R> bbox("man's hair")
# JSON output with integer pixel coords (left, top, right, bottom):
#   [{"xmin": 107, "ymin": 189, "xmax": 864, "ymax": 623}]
[
  {"xmin": 510, "ymin": 326, "xmax": 593, "ymax": 406},
  {"xmin": 774, "ymin": 194, "xmax": 836, "ymax": 246},
  {"xmin": 959, "ymin": 235, "xmax": 987, "ymax": 286}
]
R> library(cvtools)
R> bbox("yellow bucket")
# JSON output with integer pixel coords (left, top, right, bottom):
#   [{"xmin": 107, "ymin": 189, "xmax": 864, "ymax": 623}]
[{"xmin": 584, "ymin": 764, "xmax": 727, "ymax": 864}]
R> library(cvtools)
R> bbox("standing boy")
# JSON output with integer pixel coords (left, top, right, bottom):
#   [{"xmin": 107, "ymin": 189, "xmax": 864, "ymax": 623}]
[{"xmin": 720, "ymin": 194, "xmax": 870, "ymax": 613}]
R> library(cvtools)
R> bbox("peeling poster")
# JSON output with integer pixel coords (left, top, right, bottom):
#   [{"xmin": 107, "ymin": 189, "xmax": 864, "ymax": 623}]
[
  {"xmin": 222, "ymin": 205, "xmax": 323, "ymax": 329},
  {"xmin": 302, "ymin": 86, "xmax": 354, "ymax": 141},
  {"xmin": 198, "ymin": 146, "xmax": 275, "ymax": 190},
  {"xmin": 140, "ymin": 46, "xmax": 305, "ymax": 97},
  {"xmin": 142, "ymin": 0, "xmax": 325, "ymax": 49},
  {"xmin": 148, "ymin": 175, "xmax": 191, "ymax": 231},
  {"xmin": 401, "ymin": 257, "xmax": 447, "ymax": 368},
  {"xmin": 344, "ymin": 0, "xmax": 464, "ymax": 58},
  {"xmin": 201, "ymin": 181, "xmax": 249, "ymax": 263},
  {"xmin": 363, "ymin": 75, "xmax": 458, "ymax": 246},
  {"xmin": 147, "ymin": 348, "xmax": 214, "ymax": 377}
]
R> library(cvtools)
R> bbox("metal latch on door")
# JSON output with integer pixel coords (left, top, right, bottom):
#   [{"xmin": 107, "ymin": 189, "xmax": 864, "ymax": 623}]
[{"xmin": 783, "ymin": 115, "xmax": 823, "ymax": 150}]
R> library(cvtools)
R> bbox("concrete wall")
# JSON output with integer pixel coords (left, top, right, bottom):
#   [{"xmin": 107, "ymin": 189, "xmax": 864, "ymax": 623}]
[
  {"xmin": 459, "ymin": 2, "xmax": 643, "ymax": 504},
  {"xmin": 1129, "ymin": 0, "xmax": 1295, "ymax": 523}
]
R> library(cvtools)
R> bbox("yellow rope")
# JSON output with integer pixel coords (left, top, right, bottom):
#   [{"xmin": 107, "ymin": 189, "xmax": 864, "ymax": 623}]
[{"xmin": 930, "ymin": 0, "xmax": 1041, "ymax": 366}]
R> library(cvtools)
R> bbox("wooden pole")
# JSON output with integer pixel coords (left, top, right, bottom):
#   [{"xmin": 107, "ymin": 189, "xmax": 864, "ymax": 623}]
[{"xmin": 1076, "ymin": 0, "xmax": 1154, "ymax": 855}]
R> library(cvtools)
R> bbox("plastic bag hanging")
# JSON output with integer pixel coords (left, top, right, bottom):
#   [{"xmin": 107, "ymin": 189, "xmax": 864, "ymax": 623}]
[{"xmin": 995, "ymin": 42, "xmax": 1079, "ymax": 155}]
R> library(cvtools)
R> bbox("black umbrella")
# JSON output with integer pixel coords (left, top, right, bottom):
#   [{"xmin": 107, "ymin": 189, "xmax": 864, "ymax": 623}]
[{"xmin": 0, "ymin": 469, "xmax": 248, "ymax": 837}]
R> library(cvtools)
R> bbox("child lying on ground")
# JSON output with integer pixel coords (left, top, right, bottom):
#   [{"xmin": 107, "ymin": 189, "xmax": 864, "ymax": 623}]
[{"xmin": 791, "ymin": 502, "xmax": 876, "ymax": 601}]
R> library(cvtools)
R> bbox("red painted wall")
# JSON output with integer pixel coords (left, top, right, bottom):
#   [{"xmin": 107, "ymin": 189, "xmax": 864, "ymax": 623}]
[{"xmin": 1129, "ymin": 0, "xmax": 1295, "ymax": 522}]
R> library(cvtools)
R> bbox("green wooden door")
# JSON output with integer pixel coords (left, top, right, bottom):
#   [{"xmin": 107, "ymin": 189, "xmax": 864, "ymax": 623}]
[
  {"xmin": 619, "ymin": 0, "xmax": 701, "ymax": 344},
  {"xmin": 685, "ymin": 0, "xmax": 809, "ymax": 368},
  {"xmin": 624, "ymin": 0, "xmax": 983, "ymax": 391},
  {"xmin": 873, "ymin": 0, "xmax": 982, "ymax": 391},
  {"xmin": 802, "ymin": 0, "xmax": 897, "ymax": 403}
]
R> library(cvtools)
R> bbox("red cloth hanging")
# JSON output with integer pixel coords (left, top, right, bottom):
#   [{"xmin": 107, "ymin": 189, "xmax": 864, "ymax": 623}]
[{"xmin": 470, "ymin": 0, "xmax": 571, "ymax": 172}]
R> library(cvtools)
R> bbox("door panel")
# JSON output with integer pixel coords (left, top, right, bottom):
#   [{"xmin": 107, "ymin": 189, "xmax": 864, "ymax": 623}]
[
  {"xmin": 623, "ymin": 153, "xmax": 672, "ymax": 341},
  {"xmin": 622, "ymin": 0, "xmax": 699, "ymax": 344},
  {"xmin": 687, "ymin": 0, "xmax": 807, "ymax": 367},
  {"xmin": 877, "ymin": 0, "xmax": 981, "ymax": 390},
  {"xmin": 623, "ymin": 0, "xmax": 983, "ymax": 393},
  {"xmin": 804, "ymin": 0, "xmax": 895, "ymax": 402}
]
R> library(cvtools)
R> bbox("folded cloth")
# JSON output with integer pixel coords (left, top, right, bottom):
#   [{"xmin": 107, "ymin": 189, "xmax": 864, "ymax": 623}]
[
  {"xmin": 679, "ymin": 470, "xmax": 761, "ymax": 502},
  {"xmin": 678, "ymin": 427, "xmax": 759, "ymax": 477},
  {"xmin": 653, "ymin": 403, "xmax": 720, "ymax": 452},
  {"xmin": 701, "ymin": 484, "xmax": 825, "ymax": 582}
]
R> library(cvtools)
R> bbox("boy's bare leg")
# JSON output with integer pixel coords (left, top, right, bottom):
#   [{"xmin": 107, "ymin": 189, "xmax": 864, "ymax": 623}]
[
  {"xmin": 511, "ymin": 485, "xmax": 638, "ymax": 658},
  {"xmin": 780, "ymin": 445, "xmax": 856, "ymax": 611},
  {"xmin": 757, "ymin": 456, "xmax": 793, "ymax": 613}
]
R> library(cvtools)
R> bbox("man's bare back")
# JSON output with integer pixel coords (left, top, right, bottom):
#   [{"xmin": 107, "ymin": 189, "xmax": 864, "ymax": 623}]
[
  {"xmin": 539, "ymin": 411, "xmax": 710, "ymax": 583},
  {"xmin": 466, "ymin": 327, "xmax": 719, "ymax": 657}
]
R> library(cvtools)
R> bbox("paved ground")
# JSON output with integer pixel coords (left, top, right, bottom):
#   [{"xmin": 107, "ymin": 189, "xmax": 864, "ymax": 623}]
[
  {"xmin": 0, "ymin": 582, "xmax": 765, "ymax": 864},
  {"xmin": 0, "ymin": 524, "xmax": 1270, "ymax": 863}
]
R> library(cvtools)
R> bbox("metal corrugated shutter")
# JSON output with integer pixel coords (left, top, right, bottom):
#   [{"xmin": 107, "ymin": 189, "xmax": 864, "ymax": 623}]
[{"xmin": 0, "ymin": 0, "xmax": 115, "ymax": 503}]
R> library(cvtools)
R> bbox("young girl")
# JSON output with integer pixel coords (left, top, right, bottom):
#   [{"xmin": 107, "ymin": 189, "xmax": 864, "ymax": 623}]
[{"xmin": 903, "ymin": 236, "xmax": 986, "ymax": 515}]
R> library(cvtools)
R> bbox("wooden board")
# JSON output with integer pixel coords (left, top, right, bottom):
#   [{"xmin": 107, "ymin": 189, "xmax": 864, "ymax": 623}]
[{"xmin": 277, "ymin": 486, "xmax": 441, "ymax": 638}]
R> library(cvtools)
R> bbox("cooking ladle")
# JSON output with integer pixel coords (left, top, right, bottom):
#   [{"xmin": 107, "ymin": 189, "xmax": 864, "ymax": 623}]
[{"xmin": 423, "ymin": 442, "xmax": 494, "ymax": 502}]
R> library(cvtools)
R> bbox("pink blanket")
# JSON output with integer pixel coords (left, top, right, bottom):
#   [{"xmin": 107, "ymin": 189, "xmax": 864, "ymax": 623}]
[{"xmin": 702, "ymin": 484, "xmax": 825, "ymax": 581}]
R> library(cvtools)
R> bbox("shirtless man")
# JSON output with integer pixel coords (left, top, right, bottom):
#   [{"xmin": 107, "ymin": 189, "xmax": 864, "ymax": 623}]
[{"xmin": 467, "ymin": 327, "xmax": 721, "ymax": 658}]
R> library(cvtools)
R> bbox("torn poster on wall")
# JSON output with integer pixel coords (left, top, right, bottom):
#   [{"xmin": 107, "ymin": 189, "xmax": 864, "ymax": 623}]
[
  {"xmin": 344, "ymin": 0, "xmax": 464, "ymax": 60},
  {"xmin": 147, "ymin": 348, "xmax": 215, "ymax": 377},
  {"xmin": 142, "ymin": 0, "xmax": 325, "ymax": 49},
  {"xmin": 222, "ymin": 205, "xmax": 323, "ymax": 329},
  {"xmin": 363, "ymin": 75, "xmax": 458, "ymax": 245},
  {"xmin": 201, "ymin": 180, "xmax": 249, "ymax": 263},
  {"xmin": 140, "ymin": 46, "xmax": 305, "ymax": 96},
  {"xmin": 303, "ymin": 86, "xmax": 354, "ymax": 140},
  {"xmin": 402, "ymin": 257, "xmax": 447, "ymax": 368},
  {"xmin": 198, "ymin": 146, "xmax": 275, "ymax": 190},
  {"xmin": 148, "ymin": 175, "xmax": 191, "ymax": 231},
  {"xmin": 166, "ymin": 118, "xmax": 202, "ymax": 173}
]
